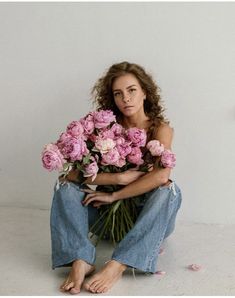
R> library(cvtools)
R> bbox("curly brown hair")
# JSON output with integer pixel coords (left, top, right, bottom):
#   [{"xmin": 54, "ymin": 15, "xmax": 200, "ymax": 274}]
[{"xmin": 91, "ymin": 61, "xmax": 170, "ymax": 139}]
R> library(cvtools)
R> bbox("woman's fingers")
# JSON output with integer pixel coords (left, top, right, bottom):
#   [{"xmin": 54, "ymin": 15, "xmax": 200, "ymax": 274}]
[
  {"xmin": 83, "ymin": 196, "xmax": 96, "ymax": 206},
  {"xmin": 80, "ymin": 188, "xmax": 94, "ymax": 193}
]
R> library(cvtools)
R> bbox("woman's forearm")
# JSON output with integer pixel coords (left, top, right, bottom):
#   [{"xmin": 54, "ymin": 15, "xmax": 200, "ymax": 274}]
[
  {"xmin": 112, "ymin": 167, "xmax": 171, "ymax": 201},
  {"xmin": 83, "ymin": 172, "xmax": 121, "ymax": 185}
]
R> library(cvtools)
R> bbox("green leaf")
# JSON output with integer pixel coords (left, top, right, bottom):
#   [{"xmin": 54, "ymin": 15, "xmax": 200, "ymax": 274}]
[{"xmin": 82, "ymin": 154, "xmax": 91, "ymax": 164}]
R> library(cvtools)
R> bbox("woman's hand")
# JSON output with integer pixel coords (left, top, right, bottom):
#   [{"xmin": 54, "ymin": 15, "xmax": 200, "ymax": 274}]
[
  {"xmin": 118, "ymin": 167, "xmax": 147, "ymax": 185},
  {"xmin": 59, "ymin": 169, "xmax": 80, "ymax": 183},
  {"xmin": 81, "ymin": 188, "xmax": 116, "ymax": 208}
]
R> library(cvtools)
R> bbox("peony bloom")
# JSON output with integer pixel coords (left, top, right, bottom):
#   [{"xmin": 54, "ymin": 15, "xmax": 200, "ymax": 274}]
[
  {"xmin": 110, "ymin": 123, "xmax": 124, "ymax": 136},
  {"xmin": 113, "ymin": 157, "xmax": 126, "ymax": 168},
  {"xmin": 160, "ymin": 150, "xmax": 176, "ymax": 168},
  {"xmin": 41, "ymin": 144, "xmax": 65, "ymax": 171},
  {"xmin": 127, "ymin": 147, "xmax": 144, "ymax": 165},
  {"xmin": 66, "ymin": 120, "xmax": 84, "ymax": 137},
  {"xmin": 93, "ymin": 110, "xmax": 116, "ymax": 129},
  {"xmin": 116, "ymin": 142, "xmax": 132, "ymax": 158},
  {"xmin": 61, "ymin": 137, "xmax": 89, "ymax": 162},
  {"xmin": 95, "ymin": 138, "xmax": 116, "ymax": 154},
  {"xmin": 101, "ymin": 148, "xmax": 120, "ymax": 165},
  {"xmin": 80, "ymin": 113, "xmax": 95, "ymax": 135},
  {"xmin": 84, "ymin": 160, "xmax": 99, "ymax": 182},
  {"xmin": 188, "ymin": 264, "xmax": 202, "ymax": 271},
  {"xmin": 155, "ymin": 271, "xmax": 166, "ymax": 275},
  {"xmin": 147, "ymin": 140, "xmax": 164, "ymax": 156},
  {"xmin": 98, "ymin": 129, "xmax": 115, "ymax": 140},
  {"xmin": 56, "ymin": 132, "xmax": 73, "ymax": 150},
  {"xmin": 126, "ymin": 127, "xmax": 147, "ymax": 147}
]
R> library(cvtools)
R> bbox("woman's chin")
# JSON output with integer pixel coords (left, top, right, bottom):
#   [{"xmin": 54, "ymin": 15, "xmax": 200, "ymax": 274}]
[{"xmin": 122, "ymin": 109, "xmax": 135, "ymax": 116}]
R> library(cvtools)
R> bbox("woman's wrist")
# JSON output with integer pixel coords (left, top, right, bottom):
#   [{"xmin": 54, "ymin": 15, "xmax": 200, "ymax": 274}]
[
  {"xmin": 116, "ymin": 172, "xmax": 123, "ymax": 185},
  {"xmin": 112, "ymin": 191, "xmax": 119, "ymax": 202}
]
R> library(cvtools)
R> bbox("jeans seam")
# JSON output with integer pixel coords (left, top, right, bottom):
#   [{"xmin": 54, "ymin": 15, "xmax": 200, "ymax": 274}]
[{"xmin": 145, "ymin": 192, "xmax": 178, "ymax": 272}]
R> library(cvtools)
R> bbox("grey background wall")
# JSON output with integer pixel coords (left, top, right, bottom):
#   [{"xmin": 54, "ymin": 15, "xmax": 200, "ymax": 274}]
[{"xmin": 0, "ymin": 2, "xmax": 234, "ymax": 224}]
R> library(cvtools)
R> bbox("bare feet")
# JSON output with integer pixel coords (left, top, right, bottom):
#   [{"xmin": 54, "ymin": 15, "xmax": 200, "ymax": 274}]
[
  {"xmin": 60, "ymin": 259, "xmax": 95, "ymax": 294},
  {"xmin": 84, "ymin": 260, "xmax": 127, "ymax": 294}
]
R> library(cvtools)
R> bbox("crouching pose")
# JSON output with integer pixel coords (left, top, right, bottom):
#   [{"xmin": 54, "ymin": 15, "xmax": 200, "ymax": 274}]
[{"xmin": 50, "ymin": 61, "xmax": 182, "ymax": 294}]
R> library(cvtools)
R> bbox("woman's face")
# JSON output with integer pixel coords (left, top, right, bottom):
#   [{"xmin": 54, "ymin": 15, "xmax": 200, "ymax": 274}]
[{"xmin": 112, "ymin": 73, "xmax": 146, "ymax": 117}]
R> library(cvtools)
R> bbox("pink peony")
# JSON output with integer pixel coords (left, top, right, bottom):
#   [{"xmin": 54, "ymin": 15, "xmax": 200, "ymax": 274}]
[
  {"xmin": 126, "ymin": 127, "xmax": 147, "ymax": 147},
  {"xmin": 95, "ymin": 138, "xmax": 116, "ymax": 154},
  {"xmin": 98, "ymin": 129, "xmax": 115, "ymax": 140},
  {"xmin": 101, "ymin": 148, "xmax": 120, "ymax": 165},
  {"xmin": 66, "ymin": 121, "xmax": 84, "ymax": 137},
  {"xmin": 116, "ymin": 142, "xmax": 132, "ymax": 158},
  {"xmin": 113, "ymin": 158, "xmax": 126, "ymax": 168},
  {"xmin": 61, "ymin": 137, "xmax": 89, "ymax": 162},
  {"xmin": 160, "ymin": 150, "xmax": 176, "ymax": 168},
  {"xmin": 127, "ymin": 147, "xmax": 144, "ymax": 165},
  {"xmin": 115, "ymin": 136, "xmax": 126, "ymax": 146},
  {"xmin": 93, "ymin": 110, "xmax": 116, "ymax": 129},
  {"xmin": 41, "ymin": 144, "xmax": 65, "ymax": 171},
  {"xmin": 147, "ymin": 140, "xmax": 164, "ymax": 156},
  {"xmin": 84, "ymin": 160, "xmax": 99, "ymax": 182},
  {"xmin": 80, "ymin": 113, "xmax": 95, "ymax": 135},
  {"xmin": 110, "ymin": 123, "xmax": 124, "ymax": 136},
  {"xmin": 188, "ymin": 264, "xmax": 202, "ymax": 271},
  {"xmin": 155, "ymin": 271, "xmax": 166, "ymax": 275},
  {"xmin": 56, "ymin": 132, "xmax": 73, "ymax": 150}
]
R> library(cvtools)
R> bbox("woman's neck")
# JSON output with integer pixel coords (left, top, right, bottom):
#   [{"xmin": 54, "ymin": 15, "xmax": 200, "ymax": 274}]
[{"xmin": 120, "ymin": 115, "xmax": 151, "ymax": 131}]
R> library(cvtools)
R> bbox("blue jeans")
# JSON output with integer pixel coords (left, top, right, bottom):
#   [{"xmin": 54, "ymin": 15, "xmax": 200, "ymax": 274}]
[{"xmin": 50, "ymin": 179, "xmax": 182, "ymax": 273}]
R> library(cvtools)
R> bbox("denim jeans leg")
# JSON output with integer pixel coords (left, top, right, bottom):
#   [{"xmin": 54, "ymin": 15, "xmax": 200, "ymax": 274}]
[
  {"xmin": 164, "ymin": 188, "xmax": 182, "ymax": 239},
  {"xmin": 111, "ymin": 181, "xmax": 182, "ymax": 273},
  {"xmin": 50, "ymin": 180, "xmax": 98, "ymax": 269}
]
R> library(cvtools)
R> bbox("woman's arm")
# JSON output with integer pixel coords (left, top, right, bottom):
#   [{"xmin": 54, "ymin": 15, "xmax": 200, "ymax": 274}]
[
  {"xmin": 61, "ymin": 167, "xmax": 145, "ymax": 186},
  {"xmin": 112, "ymin": 124, "xmax": 174, "ymax": 201},
  {"xmin": 82, "ymin": 124, "xmax": 175, "ymax": 207},
  {"xmin": 61, "ymin": 169, "xmax": 121, "ymax": 185}
]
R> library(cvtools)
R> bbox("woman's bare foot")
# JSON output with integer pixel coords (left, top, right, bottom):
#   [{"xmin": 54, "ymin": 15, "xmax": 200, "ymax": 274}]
[
  {"xmin": 60, "ymin": 259, "xmax": 95, "ymax": 294},
  {"xmin": 84, "ymin": 260, "xmax": 127, "ymax": 294}
]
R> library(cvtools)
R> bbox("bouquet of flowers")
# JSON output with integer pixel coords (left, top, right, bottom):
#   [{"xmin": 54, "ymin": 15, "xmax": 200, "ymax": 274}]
[{"xmin": 41, "ymin": 109, "xmax": 176, "ymax": 245}]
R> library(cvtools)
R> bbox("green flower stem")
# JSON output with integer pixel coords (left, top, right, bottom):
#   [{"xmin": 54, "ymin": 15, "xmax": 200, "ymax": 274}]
[
  {"xmin": 95, "ymin": 204, "xmax": 115, "ymax": 245},
  {"xmin": 89, "ymin": 208, "xmax": 109, "ymax": 236}
]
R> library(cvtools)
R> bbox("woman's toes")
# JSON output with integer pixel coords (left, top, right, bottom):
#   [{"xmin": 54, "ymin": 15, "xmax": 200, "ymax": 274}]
[
  {"xmin": 102, "ymin": 286, "xmax": 108, "ymax": 293},
  {"xmin": 69, "ymin": 281, "xmax": 81, "ymax": 294},
  {"xmin": 70, "ymin": 287, "xmax": 81, "ymax": 294},
  {"xmin": 84, "ymin": 282, "xmax": 91, "ymax": 291},
  {"xmin": 96, "ymin": 285, "xmax": 105, "ymax": 293},
  {"xmin": 60, "ymin": 278, "xmax": 69, "ymax": 290},
  {"xmin": 64, "ymin": 281, "xmax": 74, "ymax": 291},
  {"xmin": 92, "ymin": 282, "xmax": 103, "ymax": 293}
]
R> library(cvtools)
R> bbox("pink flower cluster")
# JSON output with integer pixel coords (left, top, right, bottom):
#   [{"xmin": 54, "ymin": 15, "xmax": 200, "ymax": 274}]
[
  {"xmin": 41, "ymin": 109, "xmax": 176, "ymax": 181},
  {"xmin": 146, "ymin": 140, "xmax": 176, "ymax": 169},
  {"xmin": 42, "ymin": 110, "xmax": 147, "ymax": 181}
]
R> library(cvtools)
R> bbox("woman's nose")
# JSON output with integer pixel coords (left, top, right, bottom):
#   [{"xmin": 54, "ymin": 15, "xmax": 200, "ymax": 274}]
[{"xmin": 122, "ymin": 93, "xmax": 131, "ymax": 103}]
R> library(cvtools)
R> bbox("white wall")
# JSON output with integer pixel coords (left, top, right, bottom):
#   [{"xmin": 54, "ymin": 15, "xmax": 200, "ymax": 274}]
[{"xmin": 0, "ymin": 2, "xmax": 234, "ymax": 224}]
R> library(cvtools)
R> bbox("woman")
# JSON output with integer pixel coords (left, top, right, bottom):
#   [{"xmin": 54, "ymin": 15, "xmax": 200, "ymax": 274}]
[{"xmin": 50, "ymin": 61, "xmax": 182, "ymax": 294}]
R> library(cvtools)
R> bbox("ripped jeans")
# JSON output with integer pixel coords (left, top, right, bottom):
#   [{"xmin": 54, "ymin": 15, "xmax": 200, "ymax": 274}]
[{"xmin": 50, "ymin": 179, "xmax": 182, "ymax": 274}]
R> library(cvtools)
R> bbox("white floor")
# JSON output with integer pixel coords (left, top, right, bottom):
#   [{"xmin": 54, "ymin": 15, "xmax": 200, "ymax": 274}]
[{"xmin": 0, "ymin": 206, "xmax": 235, "ymax": 296}]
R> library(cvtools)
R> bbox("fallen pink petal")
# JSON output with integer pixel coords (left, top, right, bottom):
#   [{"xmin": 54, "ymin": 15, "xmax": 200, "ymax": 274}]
[
  {"xmin": 188, "ymin": 264, "xmax": 202, "ymax": 271},
  {"xmin": 155, "ymin": 270, "xmax": 166, "ymax": 275}
]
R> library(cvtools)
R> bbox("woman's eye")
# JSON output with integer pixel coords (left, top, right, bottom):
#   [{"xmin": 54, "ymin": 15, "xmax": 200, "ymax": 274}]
[{"xmin": 129, "ymin": 89, "xmax": 136, "ymax": 93}]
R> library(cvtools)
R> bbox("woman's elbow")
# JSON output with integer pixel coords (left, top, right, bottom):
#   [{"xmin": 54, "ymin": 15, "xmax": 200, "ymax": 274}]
[{"xmin": 153, "ymin": 169, "xmax": 171, "ymax": 187}]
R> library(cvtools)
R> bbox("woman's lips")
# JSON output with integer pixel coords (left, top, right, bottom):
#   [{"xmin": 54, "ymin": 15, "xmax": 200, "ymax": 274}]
[{"xmin": 124, "ymin": 106, "xmax": 134, "ymax": 109}]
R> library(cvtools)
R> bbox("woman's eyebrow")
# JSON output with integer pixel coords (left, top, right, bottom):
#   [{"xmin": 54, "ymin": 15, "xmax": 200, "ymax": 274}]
[{"xmin": 113, "ymin": 84, "xmax": 137, "ymax": 92}]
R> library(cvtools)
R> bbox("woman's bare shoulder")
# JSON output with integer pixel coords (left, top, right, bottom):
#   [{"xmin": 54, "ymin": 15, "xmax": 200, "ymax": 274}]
[{"xmin": 153, "ymin": 121, "xmax": 174, "ymax": 148}]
